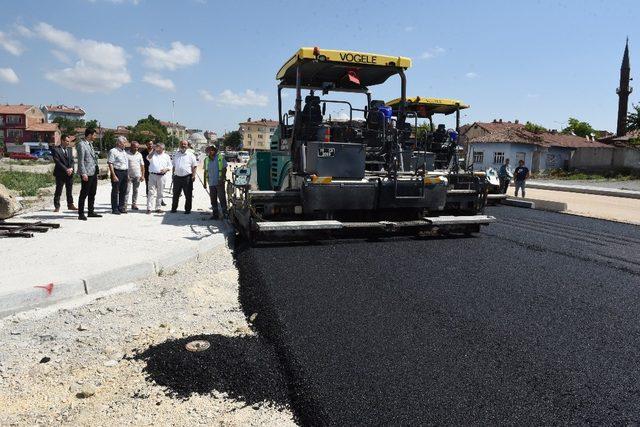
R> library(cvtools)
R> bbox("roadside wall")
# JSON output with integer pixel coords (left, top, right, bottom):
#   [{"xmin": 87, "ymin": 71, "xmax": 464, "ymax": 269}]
[
  {"xmin": 569, "ymin": 147, "xmax": 614, "ymax": 169},
  {"xmin": 612, "ymin": 147, "xmax": 640, "ymax": 170}
]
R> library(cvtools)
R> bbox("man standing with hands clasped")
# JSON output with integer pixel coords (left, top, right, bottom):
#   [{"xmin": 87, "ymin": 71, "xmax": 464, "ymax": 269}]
[
  {"xmin": 52, "ymin": 133, "xmax": 77, "ymax": 212},
  {"xmin": 125, "ymin": 141, "xmax": 145, "ymax": 211},
  {"xmin": 76, "ymin": 128, "xmax": 102, "ymax": 221},
  {"xmin": 171, "ymin": 140, "xmax": 198, "ymax": 214},
  {"xmin": 146, "ymin": 143, "xmax": 172, "ymax": 214},
  {"xmin": 203, "ymin": 145, "xmax": 228, "ymax": 220},
  {"xmin": 108, "ymin": 136, "xmax": 129, "ymax": 214}
]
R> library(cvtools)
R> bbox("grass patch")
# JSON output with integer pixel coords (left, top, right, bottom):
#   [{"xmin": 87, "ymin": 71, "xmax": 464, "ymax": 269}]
[
  {"xmin": 536, "ymin": 168, "xmax": 640, "ymax": 181},
  {"xmin": 0, "ymin": 171, "xmax": 56, "ymax": 196}
]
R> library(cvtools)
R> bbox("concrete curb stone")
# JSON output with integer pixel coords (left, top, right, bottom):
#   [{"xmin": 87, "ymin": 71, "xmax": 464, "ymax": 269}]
[
  {"xmin": 526, "ymin": 182, "xmax": 640, "ymax": 199},
  {"xmin": 0, "ymin": 279, "xmax": 86, "ymax": 318}
]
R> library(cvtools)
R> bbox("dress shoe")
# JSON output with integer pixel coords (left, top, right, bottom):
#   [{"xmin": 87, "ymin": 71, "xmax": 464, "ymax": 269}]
[
  {"xmin": 131, "ymin": 205, "xmax": 139, "ymax": 211},
  {"xmin": 112, "ymin": 210, "xmax": 121, "ymax": 215},
  {"xmin": 119, "ymin": 208, "xmax": 128, "ymax": 214},
  {"xmin": 68, "ymin": 205, "xmax": 78, "ymax": 211},
  {"xmin": 170, "ymin": 209, "xmax": 177, "ymax": 213},
  {"xmin": 88, "ymin": 212, "xmax": 102, "ymax": 218},
  {"xmin": 155, "ymin": 209, "xmax": 163, "ymax": 213},
  {"xmin": 161, "ymin": 200, "xmax": 167, "ymax": 206},
  {"xmin": 184, "ymin": 211, "xmax": 191, "ymax": 214},
  {"xmin": 54, "ymin": 207, "xmax": 60, "ymax": 213},
  {"xmin": 146, "ymin": 210, "xmax": 151, "ymax": 214},
  {"xmin": 78, "ymin": 215, "xmax": 87, "ymax": 221}
]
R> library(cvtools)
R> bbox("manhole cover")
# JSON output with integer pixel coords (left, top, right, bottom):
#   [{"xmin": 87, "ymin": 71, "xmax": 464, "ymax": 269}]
[{"xmin": 185, "ymin": 340, "xmax": 210, "ymax": 352}]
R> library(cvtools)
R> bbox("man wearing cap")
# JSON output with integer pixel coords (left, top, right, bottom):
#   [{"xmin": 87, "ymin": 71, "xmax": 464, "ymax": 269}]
[
  {"xmin": 203, "ymin": 145, "xmax": 228, "ymax": 220},
  {"xmin": 52, "ymin": 133, "xmax": 77, "ymax": 212},
  {"xmin": 171, "ymin": 140, "xmax": 198, "ymax": 214},
  {"xmin": 108, "ymin": 136, "xmax": 129, "ymax": 214}
]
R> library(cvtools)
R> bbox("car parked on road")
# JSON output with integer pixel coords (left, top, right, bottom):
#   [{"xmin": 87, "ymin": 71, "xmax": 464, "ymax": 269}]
[
  {"xmin": 31, "ymin": 149, "xmax": 53, "ymax": 160},
  {"xmin": 237, "ymin": 151, "xmax": 250, "ymax": 163}
]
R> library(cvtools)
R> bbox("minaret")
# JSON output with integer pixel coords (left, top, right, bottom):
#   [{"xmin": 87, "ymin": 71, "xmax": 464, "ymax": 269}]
[{"xmin": 616, "ymin": 38, "xmax": 632, "ymax": 136}]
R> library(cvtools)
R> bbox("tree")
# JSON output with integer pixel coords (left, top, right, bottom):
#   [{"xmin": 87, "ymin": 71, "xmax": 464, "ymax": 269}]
[
  {"xmin": 85, "ymin": 119, "xmax": 98, "ymax": 129},
  {"xmin": 53, "ymin": 117, "xmax": 85, "ymax": 135},
  {"xmin": 223, "ymin": 131, "xmax": 242, "ymax": 150},
  {"xmin": 416, "ymin": 123, "xmax": 433, "ymax": 140},
  {"xmin": 627, "ymin": 104, "xmax": 640, "ymax": 132},
  {"xmin": 101, "ymin": 130, "xmax": 116, "ymax": 152},
  {"xmin": 128, "ymin": 115, "xmax": 169, "ymax": 145},
  {"xmin": 562, "ymin": 117, "xmax": 595, "ymax": 138},
  {"xmin": 524, "ymin": 121, "xmax": 547, "ymax": 134}
]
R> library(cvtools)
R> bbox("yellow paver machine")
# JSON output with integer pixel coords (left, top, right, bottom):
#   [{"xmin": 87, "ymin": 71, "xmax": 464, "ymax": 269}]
[{"xmin": 228, "ymin": 47, "xmax": 494, "ymax": 243}]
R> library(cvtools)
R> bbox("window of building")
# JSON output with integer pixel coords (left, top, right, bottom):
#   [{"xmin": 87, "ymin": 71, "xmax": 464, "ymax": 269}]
[
  {"xmin": 0, "ymin": 116, "xmax": 4, "ymax": 127},
  {"xmin": 6, "ymin": 115, "xmax": 22, "ymax": 125},
  {"xmin": 473, "ymin": 151, "xmax": 484, "ymax": 163},
  {"xmin": 269, "ymin": 127, "xmax": 275, "ymax": 133},
  {"xmin": 493, "ymin": 152, "xmax": 505, "ymax": 164},
  {"xmin": 258, "ymin": 134, "xmax": 263, "ymax": 139},
  {"xmin": 7, "ymin": 129, "xmax": 23, "ymax": 139},
  {"xmin": 515, "ymin": 152, "xmax": 526, "ymax": 163}
]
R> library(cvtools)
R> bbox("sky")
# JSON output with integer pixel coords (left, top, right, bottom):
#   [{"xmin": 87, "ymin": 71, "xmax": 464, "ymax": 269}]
[{"xmin": 0, "ymin": 0, "xmax": 638, "ymax": 134}]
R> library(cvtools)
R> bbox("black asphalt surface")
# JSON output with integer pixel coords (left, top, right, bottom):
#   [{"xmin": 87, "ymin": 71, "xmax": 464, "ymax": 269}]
[{"xmin": 236, "ymin": 207, "xmax": 640, "ymax": 425}]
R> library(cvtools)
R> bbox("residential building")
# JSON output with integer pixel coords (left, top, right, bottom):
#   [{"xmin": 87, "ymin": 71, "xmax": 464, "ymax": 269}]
[
  {"xmin": 599, "ymin": 130, "xmax": 640, "ymax": 170},
  {"xmin": 160, "ymin": 121, "xmax": 187, "ymax": 140},
  {"xmin": 0, "ymin": 104, "xmax": 60, "ymax": 145},
  {"xmin": 238, "ymin": 118, "xmax": 278, "ymax": 151},
  {"xmin": 41, "ymin": 105, "xmax": 86, "ymax": 123},
  {"xmin": 462, "ymin": 120, "xmax": 614, "ymax": 172}
]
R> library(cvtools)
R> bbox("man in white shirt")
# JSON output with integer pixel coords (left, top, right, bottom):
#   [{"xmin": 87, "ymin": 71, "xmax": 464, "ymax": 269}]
[
  {"xmin": 146, "ymin": 143, "xmax": 172, "ymax": 214},
  {"xmin": 171, "ymin": 139, "xmax": 198, "ymax": 214},
  {"xmin": 108, "ymin": 136, "xmax": 129, "ymax": 214},
  {"xmin": 126, "ymin": 141, "xmax": 145, "ymax": 210}
]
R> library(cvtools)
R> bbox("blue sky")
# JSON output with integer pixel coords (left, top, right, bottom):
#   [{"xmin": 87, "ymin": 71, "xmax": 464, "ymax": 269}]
[{"xmin": 0, "ymin": 0, "xmax": 638, "ymax": 134}]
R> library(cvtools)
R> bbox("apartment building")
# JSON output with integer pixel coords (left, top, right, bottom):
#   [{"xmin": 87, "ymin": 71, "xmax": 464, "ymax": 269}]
[{"xmin": 238, "ymin": 118, "xmax": 278, "ymax": 151}]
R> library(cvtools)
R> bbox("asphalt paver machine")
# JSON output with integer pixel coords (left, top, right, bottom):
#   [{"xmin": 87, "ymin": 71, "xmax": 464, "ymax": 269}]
[
  {"xmin": 228, "ymin": 48, "xmax": 494, "ymax": 243},
  {"xmin": 385, "ymin": 96, "xmax": 493, "ymax": 211}
]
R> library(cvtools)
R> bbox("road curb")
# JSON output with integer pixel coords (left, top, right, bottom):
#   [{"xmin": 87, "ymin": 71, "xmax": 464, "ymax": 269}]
[
  {"xmin": 526, "ymin": 182, "xmax": 640, "ymax": 199},
  {"xmin": 502, "ymin": 198, "xmax": 567, "ymax": 212},
  {"xmin": 0, "ymin": 235, "xmax": 228, "ymax": 319}
]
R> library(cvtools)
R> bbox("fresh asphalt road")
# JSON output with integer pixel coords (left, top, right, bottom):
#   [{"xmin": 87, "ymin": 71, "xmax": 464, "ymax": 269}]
[{"xmin": 236, "ymin": 206, "xmax": 640, "ymax": 425}]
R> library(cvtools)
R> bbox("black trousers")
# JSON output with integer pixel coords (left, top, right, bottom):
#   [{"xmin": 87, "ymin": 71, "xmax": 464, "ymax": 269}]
[
  {"xmin": 54, "ymin": 174, "xmax": 74, "ymax": 209},
  {"xmin": 209, "ymin": 184, "xmax": 228, "ymax": 217},
  {"xmin": 499, "ymin": 177, "xmax": 511, "ymax": 194},
  {"xmin": 111, "ymin": 169, "xmax": 128, "ymax": 211},
  {"xmin": 78, "ymin": 174, "xmax": 98, "ymax": 216},
  {"xmin": 144, "ymin": 169, "xmax": 150, "ymax": 195},
  {"xmin": 172, "ymin": 175, "xmax": 193, "ymax": 212}
]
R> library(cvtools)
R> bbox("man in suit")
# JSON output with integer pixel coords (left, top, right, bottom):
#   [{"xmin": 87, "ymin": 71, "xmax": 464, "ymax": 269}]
[
  {"xmin": 52, "ymin": 133, "xmax": 77, "ymax": 212},
  {"xmin": 76, "ymin": 128, "xmax": 103, "ymax": 221}
]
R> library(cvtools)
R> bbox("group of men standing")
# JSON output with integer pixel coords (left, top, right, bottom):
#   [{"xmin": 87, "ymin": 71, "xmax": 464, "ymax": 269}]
[
  {"xmin": 498, "ymin": 158, "xmax": 531, "ymax": 198},
  {"xmin": 52, "ymin": 129, "xmax": 228, "ymax": 220}
]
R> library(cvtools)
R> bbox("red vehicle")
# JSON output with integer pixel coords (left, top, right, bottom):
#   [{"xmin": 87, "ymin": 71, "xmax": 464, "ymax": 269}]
[{"xmin": 9, "ymin": 152, "xmax": 38, "ymax": 160}]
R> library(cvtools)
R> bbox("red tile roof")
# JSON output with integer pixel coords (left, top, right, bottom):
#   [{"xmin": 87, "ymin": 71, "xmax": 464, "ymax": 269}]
[
  {"xmin": 27, "ymin": 123, "xmax": 60, "ymax": 132},
  {"xmin": 44, "ymin": 105, "xmax": 85, "ymax": 115},
  {"xmin": 464, "ymin": 121, "xmax": 611, "ymax": 149},
  {"xmin": 0, "ymin": 104, "xmax": 34, "ymax": 114}
]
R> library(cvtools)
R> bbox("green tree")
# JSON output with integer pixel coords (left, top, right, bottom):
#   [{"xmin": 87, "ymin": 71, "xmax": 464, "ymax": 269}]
[
  {"xmin": 53, "ymin": 117, "xmax": 85, "ymax": 135},
  {"xmin": 562, "ymin": 117, "xmax": 595, "ymax": 138},
  {"xmin": 524, "ymin": 121, "xmax": 547, "ymax": 134},
  {"xmin": 101, "ymin": 130, "xmax": 116, "ymax": 152},
  {"xmin": 416, "ymin": 123, "xmax": 434, "ymax": 140},
  {"xmin": 85, "ymin": 119, "xmax": 98, "ymax": 129},
  {"xmin": 223, "ymin": 131, "xmax": 242, "ymax": 150},
  {"xmin": 128, "ymin": 115, "xmax": 169, "ymax": 144},
  {"xmin": 627, "ymin": 104, "xmax": 640, "ymax": 132}
]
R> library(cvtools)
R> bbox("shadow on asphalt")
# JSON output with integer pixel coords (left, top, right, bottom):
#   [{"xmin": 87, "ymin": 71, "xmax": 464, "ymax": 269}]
[{"xmin": 132, "ymin": 333, "xmax": 291, "ymax": 408}]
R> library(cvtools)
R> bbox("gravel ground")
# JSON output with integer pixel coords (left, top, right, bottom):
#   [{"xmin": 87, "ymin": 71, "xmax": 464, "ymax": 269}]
[
  {"xmin": 0, "ymin": 243, "xmax": 296, "ymax": 426},
  {"xmin": 530, "ymin": 179, "xmax": 640, "ymax": 191},
  {"xmin": 236, "ymin": 206, "xmax": 640, "ymax": 425}
]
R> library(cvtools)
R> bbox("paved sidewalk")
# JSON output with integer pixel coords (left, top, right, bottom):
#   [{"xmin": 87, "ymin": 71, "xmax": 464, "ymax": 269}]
[
  {"xmin": 507, "ymin": 187, "xmax": 640, "ymax": 225},
  {"xmin": 0, "ymin": 172, "xmax": 229, "ymax": 317},
  {"xmin": 527, "ymin": 180, "xmax": 640, "ymax": 199}
]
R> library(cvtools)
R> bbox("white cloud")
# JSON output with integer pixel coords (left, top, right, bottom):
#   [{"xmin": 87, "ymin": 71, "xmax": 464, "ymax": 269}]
[
  {"xmin": 15, "ymin": 24, "xmax": 34, "ymax": 38},
  {"xmin": 0, "ymin": 68, "xmax": 19, "ymax": 84},
  {"xmin": 465, "ymin": 72, "xmax": 478, "ymax": 79},
  {"xmin": 33, "ymin": 22, "xmax": 130, "ymax": 92},
  {"xmin": 199, "ymin": 89, "xmax": 214, "ymax": 101},
  {"xmin": 139, "ymin": 41, "xmax": 200, "ymax": 70},
  {"xmin": 51, "ymin": 49, "xmax": 71, "ymax": 64},
  {"xmin": 206, "ymin": 89, "xmax": 268, "ymax": 107},
  {"xmin": 404, "ymin": 26, "xmax": 414, "ymax": 32},
  {"xmin": 421, "ymin": 46, "xmax": 445, "ymax": 60},
  {"xmin": 0, "ymin": 31, "xmax": 24, "ymax": 56},
  {"xmin": 143, "ymin": 73, "xmax": 175, "ymax": 91}
]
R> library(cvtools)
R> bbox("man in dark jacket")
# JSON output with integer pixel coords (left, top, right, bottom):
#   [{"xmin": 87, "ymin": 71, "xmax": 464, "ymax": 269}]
[{"xmin": 52, "ymin": 133, "xmax": 77, "ymax": 212}]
